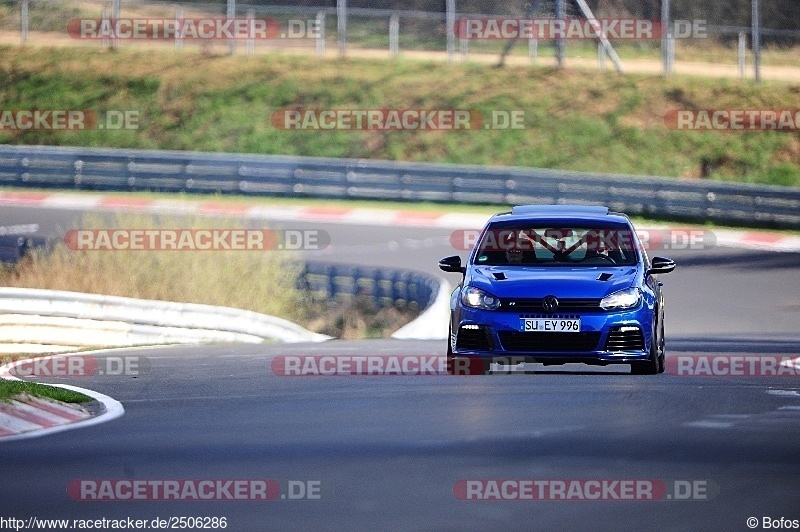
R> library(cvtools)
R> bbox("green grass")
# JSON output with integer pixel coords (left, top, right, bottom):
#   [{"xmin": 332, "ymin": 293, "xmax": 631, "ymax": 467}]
[
  {"xmin": 0, "ymin": 380, "xmax": 92, "ymax": 404},
  {"xmin": 0, "ymin": 46, "xmax": 798, "ymax": 187}
]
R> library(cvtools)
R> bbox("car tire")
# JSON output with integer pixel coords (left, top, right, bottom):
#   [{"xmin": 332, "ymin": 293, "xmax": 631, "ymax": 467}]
[
  {"xmin": 445, "ymin": 327, "xmax": 456, "ymax": 375},
  {"xmin": 447, "ymin": 324, "xmax": 493, "ymax": 376},
  {"xmin": 657, "ymin": 317, "xmax": 666, "ymax": 374},
  {"xmin": 446, "ymin": 325, "xmax": 455, "ymax": 374},
  {"xmin": 631, "ymin": 324, "xmax": 659, "ymax": 375}
]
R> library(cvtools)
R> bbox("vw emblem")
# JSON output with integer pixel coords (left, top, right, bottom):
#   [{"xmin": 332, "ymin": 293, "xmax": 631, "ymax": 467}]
[{"xmin": 542, "ymin": 295, "xmax": 559, "ymax": 313}]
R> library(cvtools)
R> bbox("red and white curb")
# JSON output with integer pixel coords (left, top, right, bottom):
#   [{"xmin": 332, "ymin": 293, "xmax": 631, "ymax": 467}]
[
  {"xmin": 0, "ymin": 354, "xmax": 125, "ymax": 442},
  {"xmin": 1, "ymin": 190, "xmax": 798, "ymax": 252},
  {"xmin": 0, "ymin": 394, "xmax": 90, "ymax": 438}
]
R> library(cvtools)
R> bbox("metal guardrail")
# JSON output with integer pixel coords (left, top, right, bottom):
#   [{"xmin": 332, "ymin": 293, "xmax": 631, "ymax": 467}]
[
  {"xmin": 0, "ymin": 237, "xmax": 441, "ymax": 335},
  {"xmin": 300, "ymin": 262, "xmax": 439, "ymax": 312},
  {"xmin": 0, "ymin": 287, "xmax": 330, "ymax": 344},
  {"xmin": 0, "ymin": 144, "xmax": 798, "ymax": 228}
]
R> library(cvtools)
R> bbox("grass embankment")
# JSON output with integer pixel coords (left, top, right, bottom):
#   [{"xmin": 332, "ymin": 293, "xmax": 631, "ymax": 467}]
[
  {"xmin": 0, "ymin": 46, "xmax": 797, "ymax": 186},
  {"xmin": 0, "ymin": 213, "xmax": 417, "ymax": 339},
  {"xmin": 0, "ymin": 381, "xmax": 92, "ymax": 404}
]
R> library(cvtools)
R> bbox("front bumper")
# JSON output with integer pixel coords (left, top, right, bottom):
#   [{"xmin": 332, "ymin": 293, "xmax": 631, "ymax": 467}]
[{"xmin": 451, "ymin": 306, "xmax": 653, "ymax": 364}]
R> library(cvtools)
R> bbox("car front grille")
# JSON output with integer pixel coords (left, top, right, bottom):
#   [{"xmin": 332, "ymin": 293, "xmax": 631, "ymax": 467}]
[
  {"xmin": 499, "ymin": 298, "xmax": 601, "ymax": 312},
  {"xmin": 498, "ymin": 331, "xmax": 601, "ymax": 352},
  {"xmin": 456, "ymin": 325, "xmax": 493, "ymax": 351},
  {"xmin": 605, "ymin": 326, "xmax": 646, "ymax": 352}
]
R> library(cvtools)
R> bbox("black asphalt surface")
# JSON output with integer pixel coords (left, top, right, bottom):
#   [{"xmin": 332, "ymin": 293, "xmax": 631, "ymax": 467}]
[{"xmin": 1, "ymin": 204, "xmax": 799, "ymax": 531}]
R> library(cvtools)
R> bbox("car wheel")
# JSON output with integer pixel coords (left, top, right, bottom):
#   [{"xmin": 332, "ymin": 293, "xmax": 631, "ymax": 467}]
[
  {"xmin": 447, "ymin": 325, "xmax": 492, "ymax": 375},
  {"xmin": 446, "ymin": 325, "xmax": 455, "ymax": 374},
  {"xmin": 657, "ymin": 317, "xmax": 666, "ymax": 374},
  {"xmin": 631, "ymin": 324, "xmax": 659, "ymax": 375}
]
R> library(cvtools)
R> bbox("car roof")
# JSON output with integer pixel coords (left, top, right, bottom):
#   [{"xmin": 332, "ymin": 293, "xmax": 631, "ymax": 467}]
[{"xmin": 489, "ymin": 205, "xmax": 631, "ymax": 225}]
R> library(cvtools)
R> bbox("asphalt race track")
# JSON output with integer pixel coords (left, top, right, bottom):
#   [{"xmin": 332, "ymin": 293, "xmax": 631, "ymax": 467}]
[{"xmin": 1, "ymin": 204, "xmax": 799, "ymax": 531}]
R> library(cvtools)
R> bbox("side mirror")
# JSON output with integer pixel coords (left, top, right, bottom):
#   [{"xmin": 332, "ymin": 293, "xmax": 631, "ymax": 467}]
[
  {"xmin": 439, "ymin": 255, "xmax": 465, "ymax": 274},
  {"xmin": 648, "ymin": 256, "xmax": 676, "ymax": 275}
]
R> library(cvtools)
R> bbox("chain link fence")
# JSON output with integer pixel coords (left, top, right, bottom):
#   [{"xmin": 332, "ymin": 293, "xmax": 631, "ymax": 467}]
[{"xmin": 1, "ymin": 1, "xmax": 799, "ymax": 79}]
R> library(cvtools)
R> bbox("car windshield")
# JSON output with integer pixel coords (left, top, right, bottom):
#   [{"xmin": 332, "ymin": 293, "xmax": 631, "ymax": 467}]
[{"xmin": 473, "ymin": 224, "xmax": 639, "ymax": 266}]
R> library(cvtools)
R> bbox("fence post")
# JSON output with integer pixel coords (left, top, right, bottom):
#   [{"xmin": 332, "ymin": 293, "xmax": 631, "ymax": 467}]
[
  {"xmin": 20, "ymin": 0, "xmax": 28, "ymax": 45},
  {"xmin": 446, "ymin": 0, "xmax": 455, "ymax": 63},
  {"xmin": 389, "ymin": 13, "xmax": 399, "ymax": 56},
  {"xmin": 668, "ymin": 34, "xmax": 675, "ymax": 73},
  {"xmin": 337, "ymin": 0, "xmax": 347, "ymax": 58},
  {"xmin": 227, "ymin": 0, "xmax": 236, "ymax": 56},
  {"xmin": 554, "ymin": 0, "xmax": 565, "ymax": 69},
  {"xmin": 598, "ymin": 42, "xmax": 606, "ymax": 71},
  {"xmin": 316, "ymin": 11, "xmax": 326, "ymax": 56},
  {"xmin": 752, "ymin": 0, "xmax": 761, "ymax": 82},
  {"xmin": 738, "ymin": 31, "xmax": 746, "ymax": 79},
  {"xmin": 246, "ymin": 9, "xmax": 254, "ymax": 55},
  {"xmin": 175, "ymin": 8, "xmax": 183, "ymax": 51},
  {"xmin": 661, "ymin": 0, "xmax": 672, "ymax": 76},
  {"xmin": 529, "ymin": 36, "xmax": 537, "ymax": 64},
  {"xmin": 101, "ymin": 5, "xmax": 110, "ymax": 49},
  {"xmin": 111, "ymin": 0, "xmax": 119, "ymax": 50}
]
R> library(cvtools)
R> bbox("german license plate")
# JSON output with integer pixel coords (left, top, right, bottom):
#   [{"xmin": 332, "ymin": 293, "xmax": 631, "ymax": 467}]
[{"xmin": 521, "ymin": 318, "xmax": 581, "ymax": 332}]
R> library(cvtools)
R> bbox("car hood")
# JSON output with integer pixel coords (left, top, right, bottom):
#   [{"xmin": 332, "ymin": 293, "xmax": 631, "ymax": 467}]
[{"xmin": 466, "ymin": 266, "xmax": 639, "ymax": 299}]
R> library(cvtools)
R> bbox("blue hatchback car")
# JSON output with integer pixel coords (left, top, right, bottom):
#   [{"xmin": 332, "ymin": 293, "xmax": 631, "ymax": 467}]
[{"xmin": 439, "ymin": 205, "xmax": 675, "ymax": 375}]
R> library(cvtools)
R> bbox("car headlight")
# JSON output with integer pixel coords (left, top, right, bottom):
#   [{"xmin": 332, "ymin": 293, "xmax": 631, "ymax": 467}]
[
  {"xmin": 600, "ymin": 287, "xmax": 641, "ymax": 310},
  {"xmin": 462, "ymin": 286, "xmax": 501, "ymax": 310}
]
